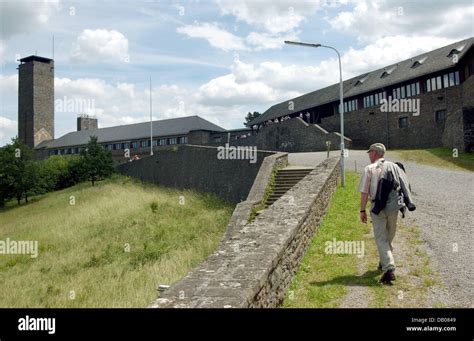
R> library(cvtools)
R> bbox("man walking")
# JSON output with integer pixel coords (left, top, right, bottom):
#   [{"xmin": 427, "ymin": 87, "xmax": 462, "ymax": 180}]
[{"xmin": 358, "ymin": 143, "xmax": 415, "ymax": 285}]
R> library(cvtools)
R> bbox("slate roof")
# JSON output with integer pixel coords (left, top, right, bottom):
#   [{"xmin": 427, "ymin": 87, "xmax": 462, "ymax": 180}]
[
  {"xmin": 37, "ymin": 115, "xmax": 225, "ymax": 149},
  {"xmin": 249, "ymin": 37, "xmax": 474, "ymax": 126}
]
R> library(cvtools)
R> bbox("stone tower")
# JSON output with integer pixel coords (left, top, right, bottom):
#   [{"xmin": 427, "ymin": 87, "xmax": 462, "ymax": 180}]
[
  {"xmin": 18, "ymin": 55, "xmax": 54, "ymax": 148},
  {"xmin": 77, "ymin": 114, "xmax": 98, "ymax": 131}
]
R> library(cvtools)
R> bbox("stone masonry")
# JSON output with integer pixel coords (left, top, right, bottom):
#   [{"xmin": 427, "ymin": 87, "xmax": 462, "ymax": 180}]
[
  {"xmin": 150, "ymin": 157, "xmax": 340, "ymax": 308},
  {"xmin": 208, "ymin": 117, "xmax": 352, "ymax": 153},
  {"xmin": 18, "ymin": 57, "xmax": 54, "ymax": 148}
]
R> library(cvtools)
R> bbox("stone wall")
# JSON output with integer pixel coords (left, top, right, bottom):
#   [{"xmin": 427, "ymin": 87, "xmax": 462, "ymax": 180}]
[
  {"xmin": 150, "ymin": 157, "xmax": 340, "ymax": 308},
  {"xmin": 223, "ymin": 152, "xmax": 288, "ymax": 240},
  {"xmin": 116, "ymin": 144, "xmax": 276, "ymax": 204},
  {"xmin": 208, "ymin": 117, "xmax": 352, "ymax": 152},
  {"xmin": 18, "ymin": 59, "xmax": 55, "ymax": 148}
]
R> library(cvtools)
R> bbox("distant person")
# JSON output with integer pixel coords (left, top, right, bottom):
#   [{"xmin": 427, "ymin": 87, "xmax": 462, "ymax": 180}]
[
  {"xmin": 358, "ymin": 143, "xmax": 415, "ymax": 285},
  {"xmin": 133, "ymin": 154, "xmax": 140, "ymax": 161}
]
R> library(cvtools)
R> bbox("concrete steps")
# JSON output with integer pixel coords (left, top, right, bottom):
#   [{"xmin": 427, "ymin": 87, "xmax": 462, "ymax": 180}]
[{"xmin": 265, "ymin": 167, "xmax": 312, "ymax": 206}]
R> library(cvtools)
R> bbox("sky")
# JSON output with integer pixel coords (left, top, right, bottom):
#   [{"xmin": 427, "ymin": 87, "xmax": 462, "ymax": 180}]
[{"xmin": 0, "ymin": 0, "xmax": 473, "ymax": 145}]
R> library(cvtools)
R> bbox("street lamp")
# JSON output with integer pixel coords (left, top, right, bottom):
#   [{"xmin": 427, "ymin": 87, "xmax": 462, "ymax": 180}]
[
  {"xmin": 149, "ymin": 77, "xmax": 154, "ymax": 156},
  {"xmin": 284, "ymin": 40, "xmax": 345, "ymax": 187}
]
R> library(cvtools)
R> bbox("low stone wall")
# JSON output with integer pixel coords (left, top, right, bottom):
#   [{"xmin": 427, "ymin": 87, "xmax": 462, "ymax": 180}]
[
  {"xmin": 116, "ymin": 144, "xmax": 276, "ymax": 203},
  {"xmin": 209, "ymin": 117, "xmax": 352, "ymax": 152},
  {"xmin": 223, "ymin": 152, "xmax": 288, "ymax": 240},
  {"xmin": 150, "ymin": 157, "xmax": 340, "ymax": 308}
]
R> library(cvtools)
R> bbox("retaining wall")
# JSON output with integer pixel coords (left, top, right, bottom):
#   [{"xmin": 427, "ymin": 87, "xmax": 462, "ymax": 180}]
[{"xmin": 150, "ymin": 157, "xmax": 340, "ymax": 308}]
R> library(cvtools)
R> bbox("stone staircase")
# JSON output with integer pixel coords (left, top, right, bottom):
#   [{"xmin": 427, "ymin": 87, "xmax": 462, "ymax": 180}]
[{"xmin": 265, "ymin": 167, "xmax": 313, "ymax": 207}]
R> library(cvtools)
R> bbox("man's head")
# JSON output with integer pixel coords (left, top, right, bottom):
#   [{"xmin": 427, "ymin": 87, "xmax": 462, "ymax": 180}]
[{"xmin": 367, "ymin": 143, "xmax": 386, "ymax": 163}]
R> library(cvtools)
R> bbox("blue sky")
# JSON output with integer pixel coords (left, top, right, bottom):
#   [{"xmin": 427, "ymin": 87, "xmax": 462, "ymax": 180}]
[{"xmin": 0, "ymin": 0, "xmax": 473, "ymax": 145}]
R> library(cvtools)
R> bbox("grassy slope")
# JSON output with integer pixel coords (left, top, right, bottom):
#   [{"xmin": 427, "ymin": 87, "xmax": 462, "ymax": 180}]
[
  {"xmin": 393, "ymin": 147, "xmax": 474, "ymax": 172},
  {"xmin": 0, "ymin": 175, "xmax": 233, "ymax": 307}
]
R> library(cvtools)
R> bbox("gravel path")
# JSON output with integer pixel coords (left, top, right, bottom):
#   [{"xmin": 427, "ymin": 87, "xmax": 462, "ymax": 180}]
[{"xmin": 289, "ymin": 150, "xmax": 474, "ymax": 307}]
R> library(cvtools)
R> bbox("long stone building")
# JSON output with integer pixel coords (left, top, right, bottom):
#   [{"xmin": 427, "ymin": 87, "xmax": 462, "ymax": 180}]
[
  {"xmin": 246, "ymin": 37, "xmax": 474, "ymax": 152},
  {"xmin": 17, "ymin": 37, "xmax": 474, "ymax": 159}
]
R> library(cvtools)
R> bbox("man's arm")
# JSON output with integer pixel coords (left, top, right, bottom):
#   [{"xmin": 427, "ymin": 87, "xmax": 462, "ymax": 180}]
[
  {"xmin": 360, "ymin": 192, "xmax": 369, "ymax": 223},
  {"xmin": 358, "ymin": 167, "xmax": 371, "ymax": 224}
]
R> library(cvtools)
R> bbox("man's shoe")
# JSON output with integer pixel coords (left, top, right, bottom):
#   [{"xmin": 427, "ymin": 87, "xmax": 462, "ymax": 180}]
[{"xmin": 380, "ymin": 270, "xmax": 396, "ymax": 285}]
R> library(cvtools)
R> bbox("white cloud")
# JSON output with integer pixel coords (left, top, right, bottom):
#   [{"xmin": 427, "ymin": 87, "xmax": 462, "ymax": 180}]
[
  {"xmin": 0, "ymin": 116, "xmax": 17, "ymax": 145},
  {"xmin": 0, "ymin": 41, "xmax": 6, "ymax": 64},
  {"xmin": 338, "ymin": 35, "xmax": 455, "ymax": 76},
  {"xmin": 215, "ymin": 0, "xmax": 320, "ymax": 34},
  {"xmin": 177, "ymin": 22, "xmax": 248, "ymax": 51},
  {"xmin": 245, "ymin": 31, "xmax": 299, "ymax": 51},
  {"xmin": 197, "ymin": 74, "xmax": 280, "ymax": 106},
  {"xmin": 177, "ymin": 22, "xmax": 300, "ymax": 52},
  {"xmin": 0, "ymin": 0, "xmax": 60, "ymax": 38},
  {"xmin": 71, "ymin": 29, "xmax": 129, "ymax": 63},
  {"xmin": 327, "ymin": 0, "xmax": 473, "ymax": 41},
  {"xmin": 0, "ymin": 75, "xmax": 18, "ymax": 145},
  {"xmin": 196, "ymin": 35, "xmax": 460, "ymax": 109}
]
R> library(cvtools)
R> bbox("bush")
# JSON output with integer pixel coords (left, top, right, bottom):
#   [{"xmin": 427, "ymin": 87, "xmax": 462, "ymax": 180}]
[{"xmin": 36, "ymin": 155, "xmax": 85, "ymax": 194}]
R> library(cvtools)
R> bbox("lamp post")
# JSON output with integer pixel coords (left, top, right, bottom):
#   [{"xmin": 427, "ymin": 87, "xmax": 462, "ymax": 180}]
[
  {"xmin": 284, "ymin": 40, "xmax": 345, "ymax": 187},
  {"xmin": 149, "ymin": 77, "xmax": 153, "ymax": 156}
]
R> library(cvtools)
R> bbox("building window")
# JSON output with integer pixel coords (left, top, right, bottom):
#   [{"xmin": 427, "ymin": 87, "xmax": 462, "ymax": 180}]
[
  {"xmin": 123, "ymin": 142, "xmax": 130, "ymax": 149},
  {"xmin": 398, "ymin": 117, "xmax": 408, "ymax": 128},
  {"xmin": 363, "ymin": 92, "xmax": 385, "ymax": 108},
  {"xmin": 435, "ymin": 110, "xmax": 447, "ymax": 123},
  {"xmin": 426, "ymin": 71, "xmax": 460, "ymax": 92},
  {"xmin": 453, "ymin": 71, "xmax": 460, "ymax": 86},
  {"xmin": 152, "ymin": 140, "xmax": 158, "ymax": 147},
  {"xmin": 159, "ymin": 139, "xmax": 166, "ymax": 146},
  {"xmin": 131, "ymin": 141, "xmax": 139, "ymax": 149},
  {"xmin": 392, "ymin": 82, "xmax": 420, "ymax": 100},
  {"xmin": 436, "ymin": 76, "xmax": 442, "ymax": 89},
  {"xmin": 169, "ymin": 137, "xmax": 177, "ymax": 145},
  {"xmin": 178, "ymin": 136, "xmax": 187, "ymax": 144},
  {"xmin": 341, "ymin": 99, "xmax": 358, "ymax": 113},
  {"xmin": 114, "ymin": 143, "xmax": 121, "ymax": 150}
]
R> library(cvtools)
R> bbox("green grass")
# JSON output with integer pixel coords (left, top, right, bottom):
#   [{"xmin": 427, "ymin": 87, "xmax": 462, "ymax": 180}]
[
  {"xmin": 0, "ymin": 175, "xmax": 233, "ymax": 307},
  {"xmin": 283, "ymin": 172, "xmax": 377, "ymax": 308},
  {"xmin": 393, "ymin": 147, "xmax": 474, "ymax": 172},
  {"xmin": 283, "ymin": 172, "xmax": 438, "ymax": 308}
]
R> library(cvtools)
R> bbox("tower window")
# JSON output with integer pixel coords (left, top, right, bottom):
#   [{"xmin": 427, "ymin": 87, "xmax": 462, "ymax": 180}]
[
  {"xmin": 398, "ymin": 117, "xmax": 408, "ymax": 128},
  {"xmin": 435, "ymin": 110, "xmax": 447, "ymax": 123}
]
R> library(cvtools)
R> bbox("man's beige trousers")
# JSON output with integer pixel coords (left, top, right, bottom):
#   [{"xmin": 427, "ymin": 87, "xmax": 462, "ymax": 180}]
[{"xmin": 370, "ymin": 207, "xmax": 398, "ymax": 272}]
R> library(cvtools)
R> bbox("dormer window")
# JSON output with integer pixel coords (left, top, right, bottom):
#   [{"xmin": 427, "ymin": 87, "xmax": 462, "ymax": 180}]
[
  {"xmin": 381, "ymin": 66, "xmax": 396, "ymax": 78},
  {"xmin": 354, "ymin": 75, "xmax": 368, "ymax": 86},
  {"xmin": 411, "ymin": 57, "xmax": 427, "ymax": 68},
  {"xmin": 447, "ymin": 44, "xmax": 465, "ymax": 57}
]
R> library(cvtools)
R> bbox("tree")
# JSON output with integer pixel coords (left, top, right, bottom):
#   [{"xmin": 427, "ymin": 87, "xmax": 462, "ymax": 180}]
[
  {"xmin": 0, "ymin": 143, "xmax": 16, "ymax": 206},
  {"xmin": 244, "ymin": 111, "xmax": 261, "ymax": 126},
  {"xmin": 22, "ymin": 161, "xmax": 39, "ymax": 203},
  {"xmin": 0, "ymin": 137, "xmax": 36, "ymax": 205},
  {"xmin": 80, "ymin": 136, "xmax": 114, "ymax": 186}
]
